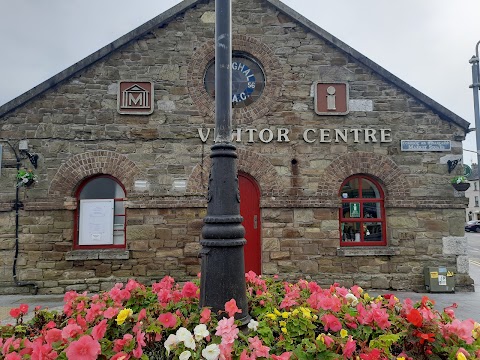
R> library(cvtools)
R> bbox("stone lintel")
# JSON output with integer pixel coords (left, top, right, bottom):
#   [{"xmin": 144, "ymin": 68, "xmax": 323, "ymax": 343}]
[
  {"xmin": 66, "ymin": 250, "xmax": 130, "ymax": 261},
  {"xmin": 336, "ymin": 247, "xmax": 396, "ymax": 257}
]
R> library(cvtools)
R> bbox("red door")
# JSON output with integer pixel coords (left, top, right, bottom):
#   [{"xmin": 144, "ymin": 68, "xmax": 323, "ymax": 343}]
[{"xmin": 239, "ymin": 173, "xmax": 262, "ymax": 274}]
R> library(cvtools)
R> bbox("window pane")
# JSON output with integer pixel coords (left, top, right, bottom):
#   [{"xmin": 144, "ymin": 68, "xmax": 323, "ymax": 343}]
[
  {"xmin": 113, "ymin": 223, "xmax": 124, "ymax": 245},
  {"xmin": 361, "ymin": 178, "xmax": 380, "ymax": 198},
  {"xmin": 341, "ymin": 222, "xmax": 361, "ymax": 242},
  {"xmin": 363, "ymin": 202, "xmax": 381, "ymax": 219},
  {"xmin": 341, "ymin": 178, "xmax": 359, "ymax": 199},
  {"xmin": 114, "ymin": 200, "xmax": 125, "ymax": 215},
  {"xmin": 364, "ymin": 222, "xmax": 382, "ymax": 241},
  {"xmin": 80, "ymin": 177, "xmax": 125, "ymax": 199},
  {"xmin": 114, "ymin": 215, "xmax": 125, "ymax": 225}
]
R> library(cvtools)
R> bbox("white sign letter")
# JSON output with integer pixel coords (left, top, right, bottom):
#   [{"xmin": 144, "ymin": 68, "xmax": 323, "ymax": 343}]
[
  {"xmin": 198, "ymin": 128, "xmax": 211, "ymax": 143},
  {"xmin": 277, "ymin": 128, "xmax": 290, "ymax": 142},
  {"xmin": 259, "ymin": 129, "xmax": 274, "ymax": 143},
  {"xmin": 303, "ymin": 129, "xmax": 316, "ymax": 143}
]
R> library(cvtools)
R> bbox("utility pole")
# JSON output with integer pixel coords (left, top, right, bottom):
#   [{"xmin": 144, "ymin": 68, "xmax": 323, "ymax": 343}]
[{"xmin": 470, "ymin": 41, "xmax": 480, "ymax": 218}]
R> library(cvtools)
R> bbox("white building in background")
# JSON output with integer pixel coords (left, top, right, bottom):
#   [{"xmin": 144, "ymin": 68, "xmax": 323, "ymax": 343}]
[{"xmin": 466, "ymin": 164, "xmax": 480, "ymax": 221}]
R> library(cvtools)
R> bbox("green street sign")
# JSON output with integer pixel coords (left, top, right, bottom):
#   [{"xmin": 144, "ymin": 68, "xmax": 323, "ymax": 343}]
[
  {"xmin": 464, "ymin": 164, "xmax": 472, "ymax": 177},
  {"xmin": 350, "ymin": 202, "xmax": 360, "ymax": 218}
]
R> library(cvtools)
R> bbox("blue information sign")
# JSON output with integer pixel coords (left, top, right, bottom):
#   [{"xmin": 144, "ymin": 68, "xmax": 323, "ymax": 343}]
[{"xmin": 401, "ymin": 140, "xmax": 451, "ymax": 152}]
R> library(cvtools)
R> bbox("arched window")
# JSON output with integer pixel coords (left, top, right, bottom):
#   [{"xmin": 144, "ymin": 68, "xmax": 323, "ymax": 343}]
[
  {"xmin": 74, "ymin": 175, "xmax": 126, "ymax": 249},
  {"xmin": 339, "ymin": 175, "xmax": 386, "ymax": 246}
]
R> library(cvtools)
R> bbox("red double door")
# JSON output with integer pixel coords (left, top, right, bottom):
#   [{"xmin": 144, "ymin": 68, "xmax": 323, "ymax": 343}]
[{"xmin": 239, "ymin": 173, "xmax": 262, "ymax": 275}]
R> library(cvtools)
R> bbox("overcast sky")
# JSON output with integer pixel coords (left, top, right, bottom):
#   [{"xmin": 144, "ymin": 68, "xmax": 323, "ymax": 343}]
[{"xmin": 1, "ymin": 0, "xmax": 479, "ymax": 163}]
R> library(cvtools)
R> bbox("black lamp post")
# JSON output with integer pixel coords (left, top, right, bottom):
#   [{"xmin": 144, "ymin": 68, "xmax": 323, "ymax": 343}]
[{"xmin": 199, "ymin": 0, "xmax": 250, "ymax": 324}]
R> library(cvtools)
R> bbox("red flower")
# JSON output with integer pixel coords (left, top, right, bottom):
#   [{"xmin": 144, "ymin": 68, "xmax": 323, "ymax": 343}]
[
  {"xmin": 406, "ymin": 309, "xmax": 423, "ymax": 327},
  {"xmin": 9, "ymin": 308, "xmax": 21, "ymax": 318},
  {"xmin": 416, "ymin": 331, "xmax": 435, "ymax": 344},
  {"xmin": 19, "ymin": 304, "xmax": 28, "ymax": 315},
  {"xmin": 225, "ymin": 299, "xmax": 242, "ymax": 318},
  {"xmin": 158, "ymin": 312, "xmax": 177, "ymax": 328},
  {"xmin": 181, "ymin": 282, "xmax": 199, "ymax": 299}
]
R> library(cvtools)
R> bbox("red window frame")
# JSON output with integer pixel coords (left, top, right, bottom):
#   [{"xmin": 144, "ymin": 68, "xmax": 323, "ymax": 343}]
[
  {"xmin": 73, "ymin": 175, "xmax": 127, "ymax": 250},
  {"xmin": 339, "ymin": 175, "xmax": 386, "ymax": 247}
]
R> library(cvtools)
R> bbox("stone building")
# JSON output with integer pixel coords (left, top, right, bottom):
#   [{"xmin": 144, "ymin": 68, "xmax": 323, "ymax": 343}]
[{"xmin": 0, "ymin": 0, "xmax": 473, "ymax": 294}]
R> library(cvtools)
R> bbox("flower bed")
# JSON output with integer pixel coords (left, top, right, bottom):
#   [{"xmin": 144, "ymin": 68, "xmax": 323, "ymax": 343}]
[{"xmin": 0, "ymin": 272, "xmax": 479, "ymax": 359}]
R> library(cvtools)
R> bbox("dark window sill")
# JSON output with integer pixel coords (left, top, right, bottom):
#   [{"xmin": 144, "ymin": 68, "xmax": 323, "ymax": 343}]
[
  {"xmin": 337, "ymin": 247, "xmax": 396, "ymax": 257},
  {"xmin": 66, "ymin": 250, "xmax": 130, "ymax": 261}
]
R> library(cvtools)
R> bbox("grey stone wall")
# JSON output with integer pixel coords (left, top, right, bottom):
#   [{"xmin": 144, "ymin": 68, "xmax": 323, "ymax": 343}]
[{"xmin": 0, "ymin": 0, "xmax": 472, "ymax": 293}]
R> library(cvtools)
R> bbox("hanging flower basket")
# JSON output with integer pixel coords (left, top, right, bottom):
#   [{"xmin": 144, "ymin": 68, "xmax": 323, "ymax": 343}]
[
  {"xmin": 452, "ymin": 182, "xmax": 470, "ymax": 191},
  {"xmin": 16, "ymin": 169, "xmax": 38, "ymax": 188},
  {"xmin": 451, "ymin": 176, "xmax": 470, "ymax": 191}
]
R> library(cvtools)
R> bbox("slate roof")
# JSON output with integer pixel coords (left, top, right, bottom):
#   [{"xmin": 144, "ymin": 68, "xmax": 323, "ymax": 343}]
[{"xmin": 0, "ymin": 0, "xmax": 471, "ymax": 132}]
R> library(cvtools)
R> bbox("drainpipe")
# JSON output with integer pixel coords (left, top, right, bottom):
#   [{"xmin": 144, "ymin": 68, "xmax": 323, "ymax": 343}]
[{"xmin": 4, "ymin": 141, "xmax": 38, "ymax": 294}]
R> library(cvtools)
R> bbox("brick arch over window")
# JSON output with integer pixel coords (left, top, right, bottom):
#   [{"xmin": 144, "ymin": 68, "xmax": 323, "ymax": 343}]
[
  {"xmin": 48, "ymin": 151, "xmax": 141, "ymax": 197},
  {"xmin": 187, "ymin": 148, "xmax": 282, "ymax": 197},
  {"xmin": 317, "ymin": 152, "xmax": 409, "ymax": 201}
]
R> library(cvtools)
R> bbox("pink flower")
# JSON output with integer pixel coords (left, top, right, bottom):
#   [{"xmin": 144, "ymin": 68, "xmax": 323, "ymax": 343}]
[
  {"xmin": 113, "ymin": 334, "xmax": 133, "ymax": 352},
  {"xmin": 30, "ymin": 339, "xmax": 57, "ymax": 360},
  {"xmin": 321, "ymin": 314, "xmax": 342, "ymax": 332},
  {"xmin": 133, "ymin": 346, "xmax": 143, "ymax": 358},
  {"xmin": 125, "ymin": 279, "xmax": 142, "ymax": 292},
  {"xmin": 181, "ymin": 282, "xmax": 199, "ymax": 299},
  {"xmin": 271, "ymin": 352, "xmax": 292, "ymax": 360},
  {"xmin": 65, "ymin": 335, "xmax": 101, "ymax": 360},
  {"xmin": 158, "ymin": 312, "xmax": 177, "ymax": 328},
  {"xmin": 219, "ymin": 341, "xmax": 234, "ymax": 359},
  {"xmin": 91, "ymin": 319, "xmax": 107, "ymax": 341},
  {"xmin": 343, "ymin": 336, "xmax": 356, "ymax": 359},
  {"xmin": 138, "ymin": 308, "xmax": 147, "ymax": 321},
  {"xmin": 85, "ymin": 303, "xmax": 103, "ymax": 323},
  {"xmin": 248, "ymin": 336, "xmax": 270, "ymax": 358},
  {"xmin": 45, "ymin": 328, "xmax": 63, "ymax": 345},
  {"xmin": 61, "ymin": 323, "xmax": 82, "ymax": 340},
  {"xmin": 19, "ymin": 304, "xmax": 28, "ymax": 315},
  {"xmin": 216, "ymin": 317, "xmax": 239, "ymax": 345},
  {"xmin": 239, "ymin": 349, "xmax": 255, "ymax": 360},
  {"xmin": 200, "ymin": 308, "xmax": 212, "ymax": 324},
  {"xmin": 5, "ymin": 353, "xmax": 22, "ymax": 360},
  {"xmin": 103, "ymin": 307, "xmax": 118, "ymax": 319},
  {"xmin": 111, "ymin": 353, "xmax": 130, "ymax": 360},
  {"xmin": 225, "ymin": 299, "xmax": 242, "ymax": 318},
  {"xmin": 443, "ymin": 319, "xmax": 475, "ymax": 344}
]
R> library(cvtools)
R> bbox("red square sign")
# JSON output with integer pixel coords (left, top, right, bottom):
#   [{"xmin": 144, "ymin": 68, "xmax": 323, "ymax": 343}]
[
  {"xmin": 314, "ymin": 82, "xmax": 349, "ymax": 115},
  {"xmin": 117, "ymin": 81, "xmax": 154, "ymax": 115}
]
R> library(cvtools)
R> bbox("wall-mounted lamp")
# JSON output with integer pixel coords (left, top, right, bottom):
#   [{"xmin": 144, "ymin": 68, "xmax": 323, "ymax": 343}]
[{"xmin": 18, "ymin": 140, "xmax": 38, "ymax": 169}]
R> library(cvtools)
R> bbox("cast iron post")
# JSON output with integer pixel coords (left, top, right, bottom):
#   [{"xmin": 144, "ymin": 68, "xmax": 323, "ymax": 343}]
[{"xmin": 199, "ymin": 0, "xmax": 250, "ymax": 324}]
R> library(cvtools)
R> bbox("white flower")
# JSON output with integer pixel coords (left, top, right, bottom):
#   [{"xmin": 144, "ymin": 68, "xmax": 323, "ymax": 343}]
[
  {"xmin": 176, "ymin": 327, "xmax": 196, "ymax": 350},
  {"xmin": 202, "ymin": 343, "xmax": 220, "ymax": 360},
  {"xmin": 164, "ymin": 334, "xmax": 178, "ymax": 354},
  {"xmin": 194, "ymin": 323, "xmax": 210, "ymax": 341},
  {"xmin": 184, "ymin": 336, "xmax": 196, "ymax": 350},
  {"xmin": 179, "ymin": 350, "xmax": 191, "ymax": 360},
  {"xmin": 345, "ymin": 293, "xmax": 358, "ymax": 306},
  {"xmin": 176, "ymin": 327, "xmax": 192, "ymax": 342},
  {"xmin": 247, "ymin": 319, "xmax": 259, "ymax": 331}
]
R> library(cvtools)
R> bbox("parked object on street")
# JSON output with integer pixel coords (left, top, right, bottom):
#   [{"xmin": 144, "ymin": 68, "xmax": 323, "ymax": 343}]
[{"xmin": 465, "ymin": 220, "xmax": 480, "ymax": 232}]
